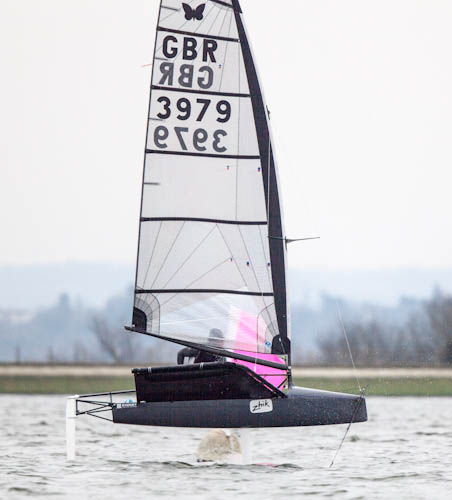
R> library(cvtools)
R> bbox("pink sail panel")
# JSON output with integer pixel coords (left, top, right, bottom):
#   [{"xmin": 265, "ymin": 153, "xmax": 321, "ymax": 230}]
[{"xmin": 228, "ymin": 310, "xmax": 287, "ymax": 391}]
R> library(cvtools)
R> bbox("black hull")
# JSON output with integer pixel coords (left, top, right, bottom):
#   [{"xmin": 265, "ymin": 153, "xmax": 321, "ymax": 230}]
[{"xmin": 112, "ymin": 386, "xmax": 367, "ymax": 428}]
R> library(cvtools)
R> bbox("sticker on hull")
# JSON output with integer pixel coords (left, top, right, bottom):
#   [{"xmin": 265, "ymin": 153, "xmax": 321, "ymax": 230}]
[{"xmin": 250, "ymin": 399, "xmax": 273, "ymax": 414}]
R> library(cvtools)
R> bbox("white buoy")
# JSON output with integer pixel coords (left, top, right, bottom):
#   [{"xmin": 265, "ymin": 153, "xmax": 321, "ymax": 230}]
[{"xmin": 66, "ymin": 395, "xmax": 78, "ymax": 461}]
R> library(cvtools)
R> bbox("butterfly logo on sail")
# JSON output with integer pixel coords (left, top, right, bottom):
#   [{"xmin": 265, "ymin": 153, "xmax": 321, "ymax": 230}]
[{"xmin": 182, "ymin": 3, "xmax": 206, "ymax": 21}]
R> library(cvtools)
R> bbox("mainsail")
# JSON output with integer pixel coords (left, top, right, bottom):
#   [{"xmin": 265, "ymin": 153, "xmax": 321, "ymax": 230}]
[{"xmin": 130, "ymin": 0, "xmax": 290, "ymax": 366}]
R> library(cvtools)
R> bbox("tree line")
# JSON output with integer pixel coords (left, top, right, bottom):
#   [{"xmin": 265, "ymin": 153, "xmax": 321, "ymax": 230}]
[
  {"xmin": 316, "ymin": 290, "xmax": 452, "ymax": 366},
  {"xmin": 2, "ymin": 287, "xmax": 451, "ymax": 366}
]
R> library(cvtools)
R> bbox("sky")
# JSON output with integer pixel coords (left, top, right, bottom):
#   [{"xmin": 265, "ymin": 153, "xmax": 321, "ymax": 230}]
[{"xmin": 1, "ymin": 0, "xmax": 452, "ymax": 272}]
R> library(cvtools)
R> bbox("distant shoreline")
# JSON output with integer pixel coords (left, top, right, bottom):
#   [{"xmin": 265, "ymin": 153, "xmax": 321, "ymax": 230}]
[{"xmin": 0, "ymin": 365, "xmax": 451, "ymax": 396}]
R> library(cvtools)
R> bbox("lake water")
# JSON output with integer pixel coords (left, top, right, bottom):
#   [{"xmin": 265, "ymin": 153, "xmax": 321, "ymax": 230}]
[{"xmin": 1, "ymin": 395, "xmax": 451, "ymax": 499}]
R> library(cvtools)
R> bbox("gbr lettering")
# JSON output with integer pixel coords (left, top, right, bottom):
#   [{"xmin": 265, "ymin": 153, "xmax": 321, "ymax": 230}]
[
  {"xmin": 158, "ymin": 35, "xmax": 219, "ymax": 90},
  {"xmin": 159, "ymin": 62, "xmax": 213, "ymax": 89},
  {"xmin": 153, "ymin": 35, "xmax": 231, "ymax": 152},
  {"xmin": 162, "ymin": 36, "xmax": 217, "ymax": 62}
]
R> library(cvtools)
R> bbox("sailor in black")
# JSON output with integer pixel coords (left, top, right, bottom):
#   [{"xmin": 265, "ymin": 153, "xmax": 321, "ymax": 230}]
[
  {"xmin": 271, "ymin": 334, "xmax": 291, "ymax": 355},
  {"xmin": 177, "ymin": 328, "xmax": 224, "ymax": 364},
  {"xmin": 177, "ymin": 346, "xmax": 200, "ymax": 365}
]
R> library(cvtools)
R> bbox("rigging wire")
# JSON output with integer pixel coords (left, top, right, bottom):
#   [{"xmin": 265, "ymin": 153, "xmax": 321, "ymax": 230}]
[
  {"xmin": 329, "ymin": 300, "xmax": 365, "ymax": 468},
  {"xmin": 336, "ymin": 299, "xmax": 362, "ymax": 393},
  {"xmin": 329, "ymin": 395, "xmax": 364, "ymax": 468}
]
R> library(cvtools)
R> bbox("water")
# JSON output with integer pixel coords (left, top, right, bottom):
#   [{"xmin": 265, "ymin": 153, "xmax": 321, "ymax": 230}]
[{"xmin": 1, "ymin": 396, "xmax": 451, "ymax": 499}]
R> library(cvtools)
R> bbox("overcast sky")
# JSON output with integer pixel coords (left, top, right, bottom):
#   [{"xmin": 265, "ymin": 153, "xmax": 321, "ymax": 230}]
[{"xmin": 1, "ymin": 0, "xmax": 451, "ymax": 271}]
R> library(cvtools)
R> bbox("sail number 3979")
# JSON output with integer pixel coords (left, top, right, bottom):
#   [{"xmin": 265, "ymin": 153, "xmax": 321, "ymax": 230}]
[
  {"xmin": 157, "ymin": 97, "xmax": 231, "ymax": 122},
  {"xmin": 153, "ymin": 95, "xmax": 231, "ymax": 152},
  {"xmin": 154, "ymin": 126, "xmax": 227, "ymax": 152}
]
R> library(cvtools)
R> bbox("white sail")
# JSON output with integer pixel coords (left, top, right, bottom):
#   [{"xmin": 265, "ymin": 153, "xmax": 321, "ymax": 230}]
[{"xmin": 132, "ymin": 0, "xmax": 290, "ymax": 357}]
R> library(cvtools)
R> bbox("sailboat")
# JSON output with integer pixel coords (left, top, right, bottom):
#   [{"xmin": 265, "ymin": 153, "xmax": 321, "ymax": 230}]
[{"xmin": 68, "ymin": 0, "xmax": 366, "ymax": 452}]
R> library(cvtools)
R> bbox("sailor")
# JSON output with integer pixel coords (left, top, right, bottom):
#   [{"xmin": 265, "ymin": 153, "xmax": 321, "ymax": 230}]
[
  {"xmin": 177, "ymin": 328, "xmax": 224, "ymax": 365},
  {"xmin": 271, "ymin": 334, "xmax": 291, "ymax": 355}
]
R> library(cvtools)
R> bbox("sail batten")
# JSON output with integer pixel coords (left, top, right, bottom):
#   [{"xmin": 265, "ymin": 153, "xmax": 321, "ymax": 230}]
[
  {"xmin": 141, "ymin": 217, "xmax": 267, "ymax": 225},
  {"xmin": 145, "ymin": 150, "xmax": 261, "ymax": 159},
  {"xmin": 157, "ymin": 26, "xmax": 239, "ymax": 43},
  {"xmin": 131, "ymin": 0, "xmax": 290, "ymax": 360},
  {"xmin": 136, "ymin": 289, "xmax": 274, "ymax": 297},
  {"xmin": 151, "ymin": 85, "xmax": 251, "ymax": 98},
  {"xmin": 210, "ymin": 0, "xmax": 235, "ymax": 10}
]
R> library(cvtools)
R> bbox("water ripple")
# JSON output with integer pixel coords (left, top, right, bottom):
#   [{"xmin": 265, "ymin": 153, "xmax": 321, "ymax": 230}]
[{"xmin": 1, "ymin": 395, "xmax": 451, "ymax": 499}]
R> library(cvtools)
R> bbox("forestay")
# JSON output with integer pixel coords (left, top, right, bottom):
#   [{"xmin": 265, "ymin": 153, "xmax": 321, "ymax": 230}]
[{"xmin": 131, "ymin": 0, "xmax": 290, "ymax": 364}]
